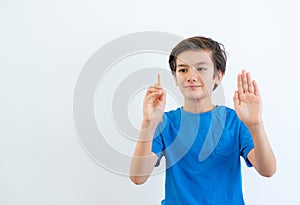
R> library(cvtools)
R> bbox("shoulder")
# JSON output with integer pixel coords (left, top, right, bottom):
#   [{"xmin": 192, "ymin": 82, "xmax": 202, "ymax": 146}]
[
  {"xmin": 157, "ymin": 107, "xmax": 181, "ymax": 131},
  {"xmin": 218, "ymin": 105, "xmax": 239, "ymax": 119},
  {"xmin": 164, "ymin": 107, "xmax": 181, "ymax": 119},
  {"xmin": 216, "ymin": 106, "xmax": 243, "ymax": 129}
]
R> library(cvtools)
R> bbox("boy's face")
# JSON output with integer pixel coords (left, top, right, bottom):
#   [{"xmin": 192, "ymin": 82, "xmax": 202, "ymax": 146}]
[{"xmin": 175, "ymin": 49, "xmax": 223, "ymax": 102}]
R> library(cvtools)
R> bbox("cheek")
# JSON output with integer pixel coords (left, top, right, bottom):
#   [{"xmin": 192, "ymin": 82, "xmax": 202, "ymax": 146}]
[
  {"xmin": 202, "ymin": 78, "xmax": 215, "ymax": 90},
  {"xmin": 175, "ymin": 75, "xmax": 184, "ymax": 84}
]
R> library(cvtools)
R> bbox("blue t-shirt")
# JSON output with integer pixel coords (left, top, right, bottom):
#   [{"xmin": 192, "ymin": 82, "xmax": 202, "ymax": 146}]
[{"xmin": 152, "ymin": 106, "xmax": 254, "ymax": 205}]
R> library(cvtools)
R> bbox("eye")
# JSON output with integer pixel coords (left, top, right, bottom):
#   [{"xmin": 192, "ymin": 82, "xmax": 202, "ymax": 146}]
[
  {"xmin": 178, "ymin": 68, "xmax": 188, "ymax": 73},
  {"xmin": 196, "ymin": 67, "xmax": 207, "ymax": 71}
]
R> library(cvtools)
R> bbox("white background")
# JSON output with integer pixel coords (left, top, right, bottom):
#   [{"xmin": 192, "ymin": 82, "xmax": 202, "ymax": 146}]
[{"xmin": 1, "ymin": 0, "xmax": 300, "ymax": 204}]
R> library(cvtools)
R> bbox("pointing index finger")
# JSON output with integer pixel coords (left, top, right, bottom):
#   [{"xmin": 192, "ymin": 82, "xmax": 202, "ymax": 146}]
[
  {"xmin": 158, "ymin": 74, "xmax": 161, "ymax": 86},
  {"xmin": 157, "ymin": 74, "xmax": 163, "ymax": 122}
]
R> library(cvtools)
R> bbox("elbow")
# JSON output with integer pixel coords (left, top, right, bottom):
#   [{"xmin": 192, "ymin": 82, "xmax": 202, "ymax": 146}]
[
  {"xmin": 129, "ymin": 175, "xmax": 147, "ymax": 185},
  {"xmin": 259, "ymin": 164, "xmax": 277, "ymax": 178},
  {"xmin": 264, "ymin": 168, "xmax": 277, "ymax": 178},
  {"xmin": 260, "ymin": 171, "xmax": 275, "ymax": 178}
]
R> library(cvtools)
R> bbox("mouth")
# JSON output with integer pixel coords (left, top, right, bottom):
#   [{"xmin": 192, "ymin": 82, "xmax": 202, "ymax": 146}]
[{"xmin": 184, "ymin": 85, "xmax": 202, "ymax": 89}]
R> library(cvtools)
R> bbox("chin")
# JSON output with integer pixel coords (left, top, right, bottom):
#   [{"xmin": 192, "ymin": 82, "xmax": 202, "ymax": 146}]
[
  {"xmin": 186, "ymin": 95, "xmax": 204, "ymax": 101},
  {"xmin": 184, "ymin": 93, "xmax": 209, "ymax": 101}
]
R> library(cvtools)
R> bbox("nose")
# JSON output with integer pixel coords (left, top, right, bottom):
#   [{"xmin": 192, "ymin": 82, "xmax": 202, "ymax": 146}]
[{"xmin": 187, "ymin": 68, "xmax": 198, "ymax": 83}]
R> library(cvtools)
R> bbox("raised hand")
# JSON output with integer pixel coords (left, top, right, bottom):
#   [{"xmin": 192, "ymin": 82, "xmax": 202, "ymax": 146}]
[
  {"xmin": 143, "ymin": 84, "xmax": 166, "ymax": 123},
  {"xmin": 233, "ymin": 70, "xmax": 263, "ymax": 126}
]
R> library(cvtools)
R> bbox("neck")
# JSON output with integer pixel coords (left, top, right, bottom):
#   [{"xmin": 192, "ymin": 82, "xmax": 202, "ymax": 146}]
[{"xmin": 183, "ymin": 99, "xmax": 216, "ymax": 113}]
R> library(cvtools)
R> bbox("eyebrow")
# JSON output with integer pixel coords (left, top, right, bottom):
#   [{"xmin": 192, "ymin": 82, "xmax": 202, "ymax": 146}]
[{"xmin": 177, "ymin": 62, "xmax": 209, "ymax": 67}]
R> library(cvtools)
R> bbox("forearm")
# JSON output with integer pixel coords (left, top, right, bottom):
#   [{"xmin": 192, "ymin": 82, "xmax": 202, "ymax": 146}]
[
  {"xmin": 130, "ymin": 120, "xmax": 159, "ymax": 184},
  {"xmin": 247, "ymin": 122, "xmax": 276, "ymax": 177}
]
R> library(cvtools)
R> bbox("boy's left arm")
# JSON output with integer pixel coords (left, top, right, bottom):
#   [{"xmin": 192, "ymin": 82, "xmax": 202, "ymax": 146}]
[{"xmin": 234, "ymin": 70, "xmax": 276, "ymax": 177}]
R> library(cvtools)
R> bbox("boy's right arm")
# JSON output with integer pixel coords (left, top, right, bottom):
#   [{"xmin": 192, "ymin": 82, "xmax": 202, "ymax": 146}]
[{"xmin": 130, "ymin": 85, "xmax": 166, "ymax": 185}]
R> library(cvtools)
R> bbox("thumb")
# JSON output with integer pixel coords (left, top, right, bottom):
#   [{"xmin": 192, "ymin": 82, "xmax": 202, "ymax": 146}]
[{"xmin": 233, "ymin": 91, "xmax": 239, "ymax": 107}]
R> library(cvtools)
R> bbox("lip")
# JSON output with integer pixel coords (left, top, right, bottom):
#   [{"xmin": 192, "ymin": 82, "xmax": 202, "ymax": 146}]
[{"xmin": 184, "ymin": 85, "xmax": 202, "ymax": 88}]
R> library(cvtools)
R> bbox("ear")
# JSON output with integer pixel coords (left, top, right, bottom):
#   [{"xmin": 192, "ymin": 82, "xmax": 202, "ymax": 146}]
[{"xmin": 214, "ymin": 70, "xmax": 224, "ymax": 85}]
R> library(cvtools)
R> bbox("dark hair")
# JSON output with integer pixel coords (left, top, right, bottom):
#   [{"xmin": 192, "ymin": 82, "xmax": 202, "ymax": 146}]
[{"xmin": 169, "ymin": 36, "xmax": 227, "ymax": 78}]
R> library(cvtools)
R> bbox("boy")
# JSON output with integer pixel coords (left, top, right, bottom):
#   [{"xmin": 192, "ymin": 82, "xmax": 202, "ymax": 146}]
[{"xmin": 130, "ymin": 36, "xmax": 276, "ymax": 204}]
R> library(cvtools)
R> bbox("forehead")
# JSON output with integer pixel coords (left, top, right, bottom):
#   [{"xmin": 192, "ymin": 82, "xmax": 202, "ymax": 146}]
[{"xmin": 176, "ymin": 49, "xmax": 213, "ymax": 67}]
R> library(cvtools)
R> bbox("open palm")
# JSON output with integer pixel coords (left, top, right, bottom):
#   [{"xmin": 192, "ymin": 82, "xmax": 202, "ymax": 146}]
[{"xmin": 234, "ymin": 70, "xmax": 263, "ymax": 126}]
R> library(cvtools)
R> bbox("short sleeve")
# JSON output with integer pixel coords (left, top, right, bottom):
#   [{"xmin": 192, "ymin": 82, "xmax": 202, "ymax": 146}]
[
  {"xmin": 152, "ymin": 121, "xmax": 165, "ymax": 167},
  {"xmin": 239, "ymin": 122, "xmax": 254, "ymax": 167}
]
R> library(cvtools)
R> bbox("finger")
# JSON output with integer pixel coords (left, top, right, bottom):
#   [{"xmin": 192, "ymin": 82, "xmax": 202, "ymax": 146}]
[
  {"xmin": 145, "ymin": 91, "xmax": 163, "ymax": 102},
  {"xmin": 157, "ymin": 90, "xmax": 166, "ymax": 122},
  {"xmin": 242, "ymin": 70, "xmax": 248, "ymax": 93},
  {"xmin": 247, "ymin": 72, "xmax": 254, "ymax": 93},
  {"xmin": 159, "ymin": 89, "xmax": 166, "ymax": 105},
  {"xmin": 253, "ymin": 80, "xmax": 261, "ymax": 96},
  {"xmin": 144, "ymin": 97, "xmax": 159, "ymax": 107},
  {"xmin": 157, "ymin": 74, "xmax": 161, "ymax": 86},
  {"xmin": 237, "ymin": 74, "xmax": 244, "ymax": 94},
  {"xmin": 233, "ymin": 90, "xmax": 240, "ymax": 107},
  {"xmin": 146, "ymin": 86, "xmax": 163, "ymax": 95},
  {"xmin": 149, "ymin": 85, "xmax": 163, "ymax": 90}
]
